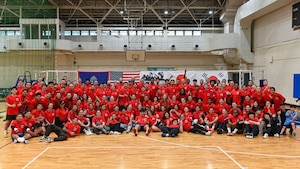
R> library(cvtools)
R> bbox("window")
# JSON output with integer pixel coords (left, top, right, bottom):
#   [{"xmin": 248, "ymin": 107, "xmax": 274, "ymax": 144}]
[
  {"xmin": 185, "ymin": 30, "xmax": 192, "ymax": 36},
  {"xmin": 176, "ymin": 30, "xmax": 184, "ymax": 36},
  {"xmin": 137, "ymin": 31, "xmax": 144, "ymax": 36},
  {"xmin": 129, "ymin": 31, "xmax": 136, "ymax": 35},
  {"xmin": 0, "ymin": 31, "xmax": 5, "ymax": 36},
  {"xmin": 120, "ymin": 31, "xmax": 128, "ymax": 36},
  {"xmin": 145, "ymin": 30, "xmax": 154, "ymax": 36},
  {"xmin": 90, "ymin": 30, "xmax": 97, "ymax": 36},
  {"xmin": 155, "ymin": 30, "xmax": 162, "ymax": 36},
  {"xmin": 31, "ymin": 24, "xmax": 39, "ymax": 39},
  {"xmin": 15, "ymin": 31, "xmax": 21, "ymax": 36},
  {"xmin": 101, "ymin": 30, "xmax": 110, "ymax": 36},
  {"xmin": 81, "ymin": 30, "xmax": 89, "ymax": 36},
  {"xmin": 23, "ymin": 24, "xmax": 31, "ymax": 39},
  {"xmin": 64, "ymin": 31, "xmax": 71, "ymax": 36},
  {"xmin": 193, "ymin": 30, "xmax": 201, "ymax": 36},
  {"xmin": 111, "ymin": 30, "xmax": 119, "ymax": 36},
  {"xmin": 167, "ymin": 30, "xmax": 175, "ymax": 36},
  {"xmin": 72, "ymin": 30, "xmax": 80, "ymax": 36}
]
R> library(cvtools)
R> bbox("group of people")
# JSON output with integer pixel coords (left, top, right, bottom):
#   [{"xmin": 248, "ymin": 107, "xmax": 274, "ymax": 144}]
[{"xmin": 4, "ymin": 75, "xmax": 298, "ymax": 144}]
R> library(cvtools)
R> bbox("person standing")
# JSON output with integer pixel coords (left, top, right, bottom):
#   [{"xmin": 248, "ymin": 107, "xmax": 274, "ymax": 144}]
[{"xmin": 4, "ymin": 87, "xmax": 22, "ymax": 138}]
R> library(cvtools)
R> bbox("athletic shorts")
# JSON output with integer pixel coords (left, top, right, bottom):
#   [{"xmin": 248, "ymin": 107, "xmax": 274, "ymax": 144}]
[
  {"xmin": 11, "ymin": 133, "xmax": 25, "ymax": 141},
  {"xmin": 6, "ymin": 115, "xmax": 17, "ymax": 121},
  {"xmin": 136, "ymin": 124, "xmax": 145, "ymax": 131}
]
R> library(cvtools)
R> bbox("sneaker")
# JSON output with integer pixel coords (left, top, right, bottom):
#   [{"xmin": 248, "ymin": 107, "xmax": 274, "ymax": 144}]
[
  {"xmin": 246, "ymin": 133, "xmax": 250, "ymax": 138},
  {"xmin": 113, "ymin": 131, "xmax": 121, "ymax": 135},
  {"xmin": 88, "ymin": 129, "xmax": 93, "ymax": 135},
  {"xmin": 216, "ymin": 128, "xmax": 223, "ymax": 134},
  {"xmin": 292, "ymin": 131, "xmax": 297, "ymax": 138},
  {"xmin": 133, "ymin": 128, "xmax": 137, "ymax": 136},
  {"xmin": 24, "ymin": 140, "xmax": 29, "ymax": 144},
  {"xmin": 161, "ymin": 133, "xmax": 167, "ymax": 137},
  {"xmin": 47, "ymin": 138, "xmax": 54, "ymax": 143},
  {"xmin": 274, "ymin": 133, "xmax": 280, "ymax": 138},
  {"xmin": 249, "ymin": 133, "xmax": 254, "ymax": 139},
  {"xmin": 228, "ymin": 132, "xmax": 234, "ymax": 136},
  {"xmin": 39, "ymin": 136, "xmax": 47, "ymax": 142},
  {"xmin": 3, "ymin": 131, "xmax": 8, "ymax": 138},
  {"xmin": 263, "ymin": 133, "xmax": 269, "ymax": 139},
  {"xmin": 205, "ymin": 131, "xmax": 212, "ymax": 136},
  {"xmin": 170, "ymin": 134, "xmax": 176, "ymax": 137},
  {"xmin": 109, "ymin": 131, "xmax": 114, "ymax": 135},
  {"xmin": 83, "ymin": 129, "xmax": 90, "ymax": 135},
  {"xmin": 13, "ymin": 139, "xmax": 18, "ymax": 144}
]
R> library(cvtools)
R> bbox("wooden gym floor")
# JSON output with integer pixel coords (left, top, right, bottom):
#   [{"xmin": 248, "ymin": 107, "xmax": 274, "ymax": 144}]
[{"xmin": 0, "ymin": 102, "xmax": 299, "ymax": 169}]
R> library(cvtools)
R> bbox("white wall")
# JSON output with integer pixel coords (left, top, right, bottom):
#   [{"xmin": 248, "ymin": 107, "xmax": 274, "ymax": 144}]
[{"xmin": 252, "ymin": 0, "xmax": 300, "ymax": 104}]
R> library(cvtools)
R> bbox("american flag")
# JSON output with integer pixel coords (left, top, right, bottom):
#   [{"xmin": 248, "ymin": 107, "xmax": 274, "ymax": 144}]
[{"xmin": 109, "ymin": 71, "xmax": 140, "ymax": 82}]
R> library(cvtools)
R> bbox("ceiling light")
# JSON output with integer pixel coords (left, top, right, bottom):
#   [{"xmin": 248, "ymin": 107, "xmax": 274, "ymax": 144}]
[
  {"xmin": 164, "ymin": 10, "xmax": 169, "ymax": 15},
  {"xmin": 209, "ymin": 10, "xmax": 213, "ymax": 15},
  {"xmin": 120, "ymin": 10, "xmax": 124, "ymax": 15}
]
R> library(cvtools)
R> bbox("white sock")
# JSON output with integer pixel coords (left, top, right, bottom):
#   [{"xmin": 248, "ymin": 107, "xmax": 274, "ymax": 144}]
[
  {"xmin": 4, "ymin": 130, "xmax": 7, "ymax": 134},
  {"xmin": 232, "ymin": 128, "xmax": 238, "ymax": 134},
  {"xmin": 227, "ymin": 127, "xmax": 231, "ymax": 133}
]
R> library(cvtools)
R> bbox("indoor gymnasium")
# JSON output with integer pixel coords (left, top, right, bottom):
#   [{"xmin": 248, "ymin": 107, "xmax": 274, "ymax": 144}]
[{"xmin": 0, "ymin": 0, "xmax": 300, "ymax": 168}]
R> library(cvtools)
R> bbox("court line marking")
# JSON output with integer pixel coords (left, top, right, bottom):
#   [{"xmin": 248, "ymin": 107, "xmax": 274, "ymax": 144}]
[
  {"xmin": 137, "ymin": 135, "xmax": 244, "ymax": 168},
  {"xmin": 137, "ymin": 135, "xmax": 300, "ymax": 158},
  {"xmin": 22, "ymin": 147, "xmax": 49, "ymax": 169},
  {"xmin": 217, "ymin": 146, "xmax": 245, "ymax": 169},
  {"xmin": 225, "ymin": 150, "xmax": 300, "ymax": 158},
  {"xmin": 48, "ymin": 145, "xmax": 202, "ymax": 149},
  {"xmin": 0, "ymin": 141, "xmax": 12, "ymax": 150}
]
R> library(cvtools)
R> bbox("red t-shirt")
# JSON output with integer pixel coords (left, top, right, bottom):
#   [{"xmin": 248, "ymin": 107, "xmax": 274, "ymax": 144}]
[
  {"xmin": 6, "ymin": 94, "xmax": 21, "ymax": 115},
  {"xmin": 11, "ymin": 120, "xmax": 27, "ymax": 135},
  {"xmin": 24, "ymin": 118, "xmax": 36, "ymax": 131},
  {"xmin": 245, "ymin": 117, "xmax": 259, "ymax": 128},
  {"xmin": 119, "ymin": 114, "xmax": 131, "ymax": 124},
  {"xmin": 56, "ymin": 108, "xmax": 68, "ymax": 122},
  {"xmin": 231, "ymin": 89, "xmax": 244, "ymax": 105},
  {"xmin": 31, "ymin": 109, "xmax": 45, "ymax": 119},
  {"xmin": 135, "ymin": 115, "xmax": 148, "ymax": 126},
  {"xmin": 92, "ymin": 116, "xmax": 106, "ymax": 124},
  {"xmin": 45, "ymin": 109, "xmax": 56, "ymax": 124},
  {"xmin": 205, "ymin": 113, "xmax": 218, "ymax": 122},
  {"xmin": 64, "ymin": 122, "xmax": 80, "ymax": 137}
]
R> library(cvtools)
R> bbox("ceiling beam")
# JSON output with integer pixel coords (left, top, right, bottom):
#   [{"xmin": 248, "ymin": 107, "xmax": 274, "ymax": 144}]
[
  {"xmin": 99, "ymin": 0, "xmax": 121, "ymax": 24},
  {"xmin": 144, "ymin": 0, "xmax": 165, "ymax": 24},
  {"xmin": 66, "ymin": 0, "xmax": 97, "ymax": 24},
  {"xmin": 0, "ymin": 0, "xmax": 7, "ymax": 18},
  {"xmin": 180, "ymin": 0, "xmax": 199, "ymax": 26},
  {"xmin": 67, "ymin": 0, "xmax": 83, "ymax": 23},
  {"xmin": 55, "ymin": 6, "xmax": 222, "ymax": 10},
  {"xmin": 0, "ymin": 6, "xmax": 19, "ymax": 17},
  {"xmin": 48, "ymin": 0, "xmax": 58, "ymax": 8},
  {"xmin": 167, "ymin": 0, "xmax": 196, "ymax": 25}
]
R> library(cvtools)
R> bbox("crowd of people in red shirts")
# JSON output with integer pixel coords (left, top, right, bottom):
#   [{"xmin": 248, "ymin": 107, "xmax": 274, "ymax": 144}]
[{"xmin": 5, "ymin": 75, "xmax": 294, "ymax": 143}]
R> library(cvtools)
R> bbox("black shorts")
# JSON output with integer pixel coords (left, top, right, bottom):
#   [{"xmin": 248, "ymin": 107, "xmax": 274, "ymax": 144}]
[{"xmin": 6, "ymin": 115, "xmax": 17, "ymax": 121}]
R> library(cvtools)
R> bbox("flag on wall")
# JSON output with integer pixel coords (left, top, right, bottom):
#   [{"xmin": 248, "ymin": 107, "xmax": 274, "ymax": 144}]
[
  {"xmin": 109, "ymin": 71, "xmax": 140, "ymax": 82},
  {"xmin": 78, "ymin": 71, "xmax": 109, "ymax": 84}
]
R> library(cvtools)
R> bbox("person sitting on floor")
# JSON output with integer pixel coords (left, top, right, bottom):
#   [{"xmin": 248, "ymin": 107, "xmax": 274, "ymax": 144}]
[
  {"xmin": 263, "ymin": 113, "xmax": 280, "ymax": 139},
  {"xmin": 161, "ymin": 119, "xmax": 183, "ymax": 137},
  {"xmin": 133, "ymin": 109, "xmax": 150, "ymax": 136},
  {"xmin": 244, "ymin": 112, "xmax": 260, "ymax": 139},
  {"xmin": 11, "ymin": 113, "xmax": 31, "ymax": 144},
  {"xmin": 280, "ymin": 105, "xmax": 298, "ymax": 137}
]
